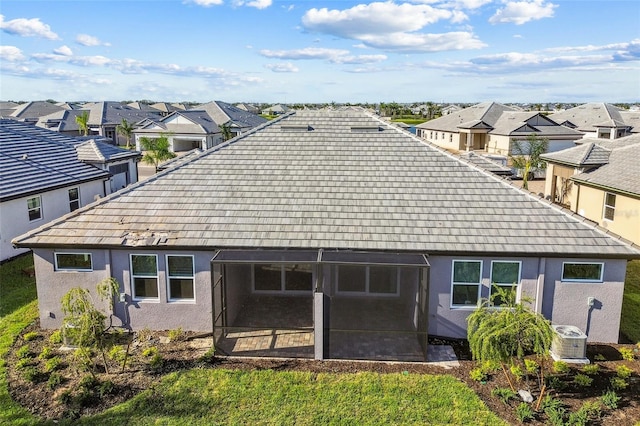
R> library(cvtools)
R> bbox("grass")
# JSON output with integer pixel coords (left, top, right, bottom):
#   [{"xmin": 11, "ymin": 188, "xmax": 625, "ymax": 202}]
[
  {"xmin": 81, "ymin": 369, "xmax": 505, "ymax": 425},
  {"xmin": 391, "ymin": 118, "xmax": 427, "ymax": 125},
  {"xmin": 621, "ymin": 259, "xmax": 640, "ymax": 343},
  {"xmin": 0, "ymin": 253, "xmax": 40, "ymax": 425}
]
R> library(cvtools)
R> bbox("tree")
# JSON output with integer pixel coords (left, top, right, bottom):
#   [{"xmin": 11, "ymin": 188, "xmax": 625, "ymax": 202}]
[
  {"xmin": 139, "ymin": 134, "xmax": 176, "ymax": 172},
  {"xmin": 75, "ymin": 110, "xmax": 89, "ymax": 137},
  {"xmin": 219, "ymin": 121, "xmax": 233, "ymax": 142},
  {"xmin": 116, "ymin": 118, "xmax": 134, "ymax": 149},
  {"xmin": 509, "ymin": 133, "xmax": 549, "ymax": 190}
]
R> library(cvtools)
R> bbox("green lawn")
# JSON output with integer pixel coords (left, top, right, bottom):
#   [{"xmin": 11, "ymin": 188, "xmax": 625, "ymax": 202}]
[
  {"xmin": 621, "ymin": 259, "xmax": 640, "ymax": 343},
  {"xmin": 82, "ymin": 369, "xmax": 504, "ymax": 426}
]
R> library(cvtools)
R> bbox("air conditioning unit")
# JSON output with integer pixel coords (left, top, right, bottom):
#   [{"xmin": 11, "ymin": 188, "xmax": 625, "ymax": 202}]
[{"xmin": 551, "ymin": 325, "xmax": 587, "ymax": 359}]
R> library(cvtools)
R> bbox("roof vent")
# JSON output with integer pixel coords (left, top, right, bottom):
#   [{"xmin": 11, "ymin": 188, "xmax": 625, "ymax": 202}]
[
  {"xmin": 350, "ymin": 126, "xmax": 384, "ymax": 132},
  {"xmin": 21, "ymin": 154, "xmax": 28, "ymax": 160},
  {"xmin": 281, "ymin": 125, "xmax": 314, "ymax": 132}
]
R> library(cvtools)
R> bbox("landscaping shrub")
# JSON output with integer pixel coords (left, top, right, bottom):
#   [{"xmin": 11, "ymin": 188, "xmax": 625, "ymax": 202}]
[
  {"xmin": 168, "ymin": 327, "xmax": 184, "ymax": 342},
  {"xmin": 142, "ymin": 346, "xmax": 158, "ymax": 357},
  {"xmin": 44, "ymin": 356, "xmax": 62, "ymax": 373},
  {"xmin": 510, "ymin": 365, "xmax": 524, "ymax": 381},
  {"xmin": 491, "ymin": 387, "xmax": 517, "ymax": 405},
  {"xmin": 553, "ymin": 360, "xmax": 570, "ymax": 374},
  {"xmin": 480, "ymin": 359, "xmax": 501, "ymax": 374},
  {"xmin": 199, "ymin": 347, "xmax": 216, "ymax": 363},
  {"xmin": 574, "ymin": 373, "xmax": 593, "ymax": 387},
  {"xmin": 16, "ymin": 344, "xmax": 31, "ymax": 359},
  {"xmin": 524, "ymin": 359, "xmax": 539, "ymax": 374},
  {"xmin": 582, "ymin": 364, "xmax": 599, "ymax": 375},
  {"xmin": 546, "ymin": 375, "xmax": 567, "ymax": 391},
  {"xmin": 609, "ymin": 376, "xmax": 628, "ymax": 391},
  {"xmin": 49, "ymin": 330, "xmax": 62, "ymax": 344},
  {"xmin": 21, "ymin": 366, "xmax": 41, "ymax": 383},
  {"xmin": 23, "ymin": 331, "xmax": 39, "ymax": 341},
  {"xmin": 601, "ymin": 390, "xmax": 621, "ymax": 409},
  {"xmin": 515, "ymin": 402, "xmax": 534, "ymax": 423},
  {"xmin": 149, "ymin": 353, "xmax": 163, "ymax": 371},
  {"xmin": 39, "ymin": 346, "xmax": 55, "ymax": 360},
  {"xmin": 47, "ymin": 372, "xmax": 64, "ymax": 390},
  {"xmin": 469, "ymin": 367, "xmax": 487, "ymax": 382},
  {"xmin": 616, "ymin": 364, "xmax": 633, "ymax": 379},
  {"xmin": 619, "ymin": 347, "xmax": 635, "ymax": 361},
  {"xmin": 99, "ymin": 380, "xmax": 115, "ymax": 398}
]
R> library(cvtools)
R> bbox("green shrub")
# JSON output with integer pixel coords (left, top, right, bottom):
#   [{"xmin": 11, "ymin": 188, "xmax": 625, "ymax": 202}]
[
  {"xmin": 515, "ymin": 403, "xmax": 534, "ymax": 423},
  {"xmin": 49, "ymin": 330, "xmax": 63, "ymax": 344},
  {"xmin": 108, "ymin": 345, "xmax": 127, "ymax": 364},
  {"xmin": 574, "ymin": 373, "xmax": 593, "ymax": 387},
  {"xmin": 545, "ymin": 405, "xmax": 567, "ymax": 426},
  {"xmin": 58, "ymin": 389, "xmax": 73, "ymax": 405},
  {"xmin": 619, "ymin": 347, "xmax": 635, "ymax": 361},
  {"xmin": 23, "ymin": 331, "xmax": 39, "ymax": 341},
  {"xmin": 553, "ymin": 360, "xmax": 570, "ymax": 374},
  {"xmin": 47, "ymin": 372, "xmax": 64, "ymax": 390},
  {"xmin": 72, "ymin": 347, "xmax": 93, "ymax": 372},
  {"xmin": 21, "ymin": 366, "xmax": 40, "ymax": 383},
  {"xmin": 79, "ymin": 374, "xmax": 99, "ymax": 390},
  {"xmin": 491, "ymin": 387, "xmax": 517, "ymax": 405},
  {"xmin": 16, "ymin": 344, "xmax": 31, "ymax": 359},
  {"xmin": 569, "ymin": 401, "xmax": 601, "ymax": 426},
  {"xmin": 541, "ymin": 395, "xmax": 564, "ymax": 412},
  {"xmin": 616, "ymin": 364, "xmax": 633, "ymax": 379},
  {"xmin": 44, "ymin": 356, "xmax": 62, "ymax": 373},
  {"xmin": 199, "ymin": 347, "xmax": 216, "ymax": 363},
  {"xmin": 481, "ymin": 359, "xmax": 501, "ymax": 373},
  {"xmin": 609, "ymin": 376, "xmax": 628, "ymax": 391},
  {"xmin": 594, "ymin": 353, "xmax": 606, "ymax": 361},
  {"xmin": 510, "ymin": 365, "xmax": 524, "ymax": 381},
  {"xmin": 601, "ymin": 390, "xmax": 620, "ymax": 410},
  {"xmin": 546, "ymin": 375, "xmax": 567, "ymax": 391},
  {"xmin": 149, "ymin": 353, "xmax": 163, "ymax": 371},
  {"xmin": 15, "ymin": 358, "xmax": 32, "ymax": 370},
  {"xmin": 524, "ymin": 359, "xmax": 539, "ymax": 374},
  {"xmin": 142, "ymin": 346, "xmax": 158, "ymax": 357},
  {"xmin": 582, "ymin": 364, "xmax": 600, "ymax": 375},
  {"xmin": 99, "ymin": 380, "xmax": 115, "ymax": 397},
  {"xmin": 469, "ymin": 367, "xmax": 487, "ymax": 382},
  {"xmin": 39, "ymin": 346, "xmax": 55, "ymax": 360},
  {"xmin": 168, "ymin": 327, "xmax": 184, "ymax": 342}
]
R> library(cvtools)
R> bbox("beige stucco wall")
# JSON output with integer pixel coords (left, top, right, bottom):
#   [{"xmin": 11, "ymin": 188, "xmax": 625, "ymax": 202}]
[
  {"xmin": 544, "ymin": 164, "xmax": 578, "ymax": 208},
  {"xmin": 576, "ymin": 185, "xmax": 640, "ymax": 245}
]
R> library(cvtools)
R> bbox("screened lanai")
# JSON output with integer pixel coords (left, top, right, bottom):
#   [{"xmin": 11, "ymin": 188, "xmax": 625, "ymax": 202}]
[{"xmin": 211, "ymin": 250, "xmax": 430, "ymax": 362}]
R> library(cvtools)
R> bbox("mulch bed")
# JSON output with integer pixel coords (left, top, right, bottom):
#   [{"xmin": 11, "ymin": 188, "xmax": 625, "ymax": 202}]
[{"xmin": 6, "ymin": 321, "xmax": 640, "ymax": 424}]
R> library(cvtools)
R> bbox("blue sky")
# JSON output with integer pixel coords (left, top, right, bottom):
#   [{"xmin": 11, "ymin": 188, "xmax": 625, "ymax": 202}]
[{"xmin": 1, "ymin": 0, "xmax": 639, "ymax": 103}]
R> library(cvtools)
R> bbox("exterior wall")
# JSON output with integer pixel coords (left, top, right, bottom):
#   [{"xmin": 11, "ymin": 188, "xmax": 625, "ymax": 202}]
[
  {"xmin": 575, "ymin": 185, "xmax": 640, "ymax": 245},
  {"xmin": 417, "ymin": 129, "xmax": 462, "ymax": 151},
  {"xmin": 491, "ymin": 136, "xmax": 578, "ymax": 157},
  {"xmin": 1, "ymin": 180, "xmax": 106, "ymax": 261},
  {"xmin": 544, "ymin": 163, "xmax": 578, "ymax": 209},
  {"xmin": 541, "ymin": 258, "xmax": 627, "ymax": 343}
]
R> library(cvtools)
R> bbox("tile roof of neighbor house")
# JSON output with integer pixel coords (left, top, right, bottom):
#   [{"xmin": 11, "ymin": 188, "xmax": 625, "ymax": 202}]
[
  {"xmin": 192, "ymin": 101, "xmax": 268, "ymax": 130},
  {"xmin": 541, "ymin": 142, "xmax": 612, "ymax": 166},
  {"xmin": 75, "ymin": 139, "xmax": 141, "ymax": 163},
  {"xmin": 458, "ymin": 152, "xmax": 513, "ymax": 176},
  {"xmin": 35, "ymin": 109, "xmax": 86, "ymax": 133},
  {"xmin": 488, "ymin": 112, "xmax": 583, "ymax": 138},
  {"xmin": 84, "ymin": 102, "xmax": 163, "ymax": 126},
  {"xmin": 549, "ymin": 103, "xmax": 630, "ymax": 132},
  {"xmin": 151, "ymin": 102, "xmax": 187, "ymax": 113},
  {"xmin": 12, "ymin": 109, "xmax": 639, "ymax": 257},
  {"xmin": 0, "ymin": 119, "xmax": 110, "ymax": 202},
  {"xmin": 9, "ymin": 101, "xmax": 65, "ymax": 121},
  {"xmin": 620, "ymin": 110, "xmax": 640, "ymax": 132},
  {"xmin": 415, "ymin": 102, "xmax": 518, "ymax": 132},
  {"xmin": 0, "ymin": 101, "xmax": 19, "ymax": 117}
]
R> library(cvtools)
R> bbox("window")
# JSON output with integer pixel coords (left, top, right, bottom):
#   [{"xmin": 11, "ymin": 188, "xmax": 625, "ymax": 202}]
[
  {"xmin": 337, "ymin": 265, "xmax": 398, "ymax": 295},
  {"xmin": 449, "ymin": 134, "xmax": 453, "ymax": 143},
  {"xmin": 131, "ymin": 254, "xmax": 159, "ymax": 300},
  {"xmin": 562, "ymin": 262, "xmax": 604, "ymax": 283},
  {"xmin": 68, "ymin": 188, "xmax": 80, "ymax": 212},
  {"xmin": 451, "ymin": 260, "xmax": 482, "ymax": 307},
  {"xmin": 55, "ymin": 253, "xmax": 92, "ymax": 271},
  {"xmin": 603, "ymin": 193, "xmax": 616, "ymax": 221},
  {"xmin": 27, "ymin": 196, "xmax": 42, "ymax": 221},
  {"xmin": 167, "ymin": 255, "xmax": 195, "ymax": 301},
  {"xmin": 253, "ymin": 264, "xmax": 313, "ymax": 292},
  {"xmin": 490, "ymin": 261, "xmax": 521, "ymax": 306}
]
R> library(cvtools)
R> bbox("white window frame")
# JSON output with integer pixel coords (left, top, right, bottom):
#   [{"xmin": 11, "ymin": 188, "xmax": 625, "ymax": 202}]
[
  {"xmin": 450, "ymin": 260, "xmax": 483, "ymax": 308},
  {"xmin": 130, "ymin": 254, "xmax": 159, "ymax": 301},
  {"xmin": 68, "ymin": 187, "xmax": 80, "ymax": 212},
  {"xmin": 54, "ymin": 253, "xmax": 93, "ymax": 272},
  {"xmin": 489, "ymin": 260, "xmax": 522, "ymax": 306},
  {"xmin": 561, "ymin": 262, "xmax": 604, "ymax": 283},
  {"xmin": 27, "ymin": 195, "xmax": 42, "ymax": 222},
  {"xmin": 252, "ymin": 264, "xmax": 314, "ymax": 294},
  {"xmin": 603, "ymin": 192, "xmax": 616, "ymax": 222},
  {"xmin": 336, "ymin": 265, "xmax": 400, "ymax": 296},
  {"xmin": 166, "ymin": 255, "xmax": 195, "ymax": 302}
]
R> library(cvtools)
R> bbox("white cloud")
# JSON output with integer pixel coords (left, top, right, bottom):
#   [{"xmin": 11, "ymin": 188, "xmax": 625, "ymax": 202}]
[
  {"xmin": 0, "ymin": 15, "xmax": 59, "ymax": 40},
  {"xmin": 260, "ymin": 47, "xmax": 350, "ymax": 60},
  {"xmin": 360, "ymin": 31, "xmax": 486, "ymax": 52},
  {"xmin": 265, "ymin": 62, "xmax": 299, "ymax": 72},
  {"xmin": 489, "ymin": 0, "xmax": 557, "ymax": 25},
  {"xmin": 187, "ymin": 0, "xmax": 224, "ymax": 6},
  {"xmin": 54, "ymin": 45, "xmax": 73, "ymax": 56},
  {"xmin": 76, "ymin": 34, "xmax": 110, "ymax": 47},
  {"xmin": 233, "ymin": 0, "xmax": 272, "ymax": 9},
  {"xmin": 330, "ymin": 54, "xmax": 388, "ymax": 64},
  {"xmin": 0, "ymin": 45, "xmax": 25, "ymax": 61}
]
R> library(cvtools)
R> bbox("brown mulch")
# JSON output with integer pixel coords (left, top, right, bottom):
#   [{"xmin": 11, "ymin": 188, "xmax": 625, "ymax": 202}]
[{"xmin": 6, "ymin": 321, "xmax": 640, "ymax": 424}]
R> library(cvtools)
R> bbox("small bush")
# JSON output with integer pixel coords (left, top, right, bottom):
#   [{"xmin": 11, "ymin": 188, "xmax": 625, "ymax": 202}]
[
  {"xmin": 16, "ymin": 344, "xmax": 31, "ymax": 359},
  {"xmin": 582, "ymin": 364, "xmax": 600, "ymax": 375},
  {"xmin": 44, "ymin": 356, "xmax": 62, "ymax": 373},
  {"xmin": 21, "ymin": 366, "xmax": 40, "ymax": 383},
  {"xmin": 149, "ymin": 353, "xmax": 163, "ymax": 371},
  {"xmin": 199, "ymin": 347, "xmax": 216, "ymax": 363},
  {"xmin": 15, "ymin": 358, "xmax": 33, "ymax": 370},
  {"xmin": 108, "ymin": 345, "xmax": 127, "ymax": 364},
  {"xmin": 601, "ymin": 390, "xmax": 620, "ymax": 410},
  {"xmin": 610, "ymin": 376, "xmax": 628, "ymax": 391},
  {"xmin": 99, "ymin": 380, "xmax": 115, "ymax": 397},
  {"xmin": 79, "ymin": 374, "xmax": 99, "ymax": 390},
  {"xmin": 515, "ymin": 402, "xmax": 534, "ymax": 423},
  {"xmin": 553, "ymin": 360, "xmax": 570, "ymax": 374},
  {"xmin": 594, "ymin": 353, "xmax": 606, "ymax": 361},
  {"xmin": 569, "ymin": 401, "xmax": 601, "ymax": 426},
  {"xmin": 491, "ymin": 387, "xmax": 517, "ymax": 405},
  {"xmin": 58, "ymin": 389, "xmax": 73, "ymax": 405},
  {"xmin": 72, "ymin": 348, "xmax": 93, "ymax": 372},
  {"xmin": 481, "ymin": 359, "xmax": 501, "ymax": 373},
  {"xmin": 619, "ymin": 347, "xmax": 635, "ymax": 361},
  {"xmin": 541, "ymin": 395, "xmax": 564, "ymax": 412},
  {"xmin": 574, "ymin": 373, "xmax": 593, "ymax": 387},
  {"xmin": 142, "ymin": 346, "xmax": 158, "ymax": 357},
  {"xmin": 39, "ymin": 346, "xmax": 55, "ymax": 360},
  {"xmin": 510, "ymin": 365, "xmax": 524, "ymax": 382},
  {"xmin": 524, "ymin": 359, "xmax": 539, "ymax": 374},
  {"xmin": 49, "ymin": 330, "xmax": 62, "ymax": 344},
  {"xmin": 168, "ymin": 327, "xmax": 184, "ymax": 342},
  {"xmin": 469, "ymin": 367, "xmax": 487, "ymax": 382},
  {"xmin": 47, "ymin": 372, "xmax": 64, "ymax": 390},
  {"xmin": 616, "ymin": 364, "xmax": 633, "ymax": 379},
  {"xmin": 545, "ymin": 405, "xmax": 567, "ymax": 426},
  {"xmin": 23, "ymin": 331, "xmax": 39, "ymax": 341},
  {"xmin": 546, "ymin": 375, "xmax": 567, "ymax": 391}
]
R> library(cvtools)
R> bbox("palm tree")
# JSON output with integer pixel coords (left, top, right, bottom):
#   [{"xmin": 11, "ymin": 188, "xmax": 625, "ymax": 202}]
[
  {"xmin": 139, "ymin": 134, "xmax": 176, "ymax": 172},
  {"xmin": 509, "ymin": 133, "xmax": 549, "ymax": 190},
  {"xmin": 219, "ymin": 121, "xmax": 233, "ymax": 142},
  {"xmin": 75, "ymin": 111, "xmax": 89, "ymax": 137},
  {"xmin": 116, "ymin": 118, "xmax": 134, "ymax": 149}
]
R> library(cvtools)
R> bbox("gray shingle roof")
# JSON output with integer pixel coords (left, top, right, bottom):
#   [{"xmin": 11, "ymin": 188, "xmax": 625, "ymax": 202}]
[
  {"xmin": 541, "ymin": 142, "xmax": 612, "ymax": 166},
  {"xmin": 0, "ymin": 120, "xmax": 110, "ymax": 202},
  {"xmin": 416, "ymin": 102, "xmax": 517, "ymax": 132},
  {"xmin": 549, "ymin": 103, "xmax": 629, "ymax": 132},
  {"xmin": 10, "ymin": 101, "xmax": 64, "ymax": 121},
  {"xmin": 489, "ymin": 112, "xmax": 583, "ymax": 138},
  {"xmin": 84, "ymin": 102, "xmax": 163, "ymax": 126},
  {"xmin": 12, "ymin": 110, "xmax": 639, "ymax": 257}
]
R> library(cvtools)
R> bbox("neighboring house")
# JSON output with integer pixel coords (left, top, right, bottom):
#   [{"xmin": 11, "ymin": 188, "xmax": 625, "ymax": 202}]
[
  {"xmin": 458, "ymin": 151, "xmax": 513, "ymax": 178},
  {"xmin": 549, "ymin": 103, "xmax": 633, "ymax": 139},
  {"xmin": 83, "ymin": 102, "xmax": 163, "ymax": 145},
  {"xmin": 0, "ymin": 101, "xmax": 19, "ymax": 117},
  {"xmin": 235, "ymin": 103, "xmax": 260, "ymax": 115},
  {"xmin": 35, "ymin": 109, "xmax": 86, "ymax": 136},
  {"xmin": 261, "ymin": 104, "xmax": 289, "ymax": 115},
  {"xmin": 0, "ymin": 120, "xmax": 110, "ymax": 261},
  {"xmin": 150, "ymin": 102, "xmax": 187, "ymax": 117},
  {"xmin": 542, "ymin": 134, "xmax": 640, "ymax": 245},
  {"xmin": 74, "ymin": 139, "xmax": 142, "ymax": 193},
  {"xmin": 416, "ymin": 102, "xmax": 583, "ymax": 155},
  {"xmin": 12, "ymin": 110, "xmax": 640, "ymax": 364},
  {"xmin": 8, "ymin": 101, "xmax": 65, "ymax": 125},
  {"xmin": 620, "ymin": 109, "xmax": 640, "ymax": 134},
  {"xmin": 440, "ymin": 104, "xmax": 463, "ymax": 115},
  {"xmin": 134, "ymin": 101, "xmax": 267, "ymax": 153}
]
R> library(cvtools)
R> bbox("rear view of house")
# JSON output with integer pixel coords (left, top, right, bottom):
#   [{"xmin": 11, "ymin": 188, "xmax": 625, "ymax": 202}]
[{"xmin": 13, "ymin": 110, "xmax": 640, "ymax": 362}]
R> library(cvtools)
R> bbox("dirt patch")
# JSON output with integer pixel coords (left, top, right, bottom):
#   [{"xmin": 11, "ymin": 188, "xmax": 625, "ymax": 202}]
[{"xmin": 6, "ymin": 321, "xmax": 640, "ymax": 424}]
